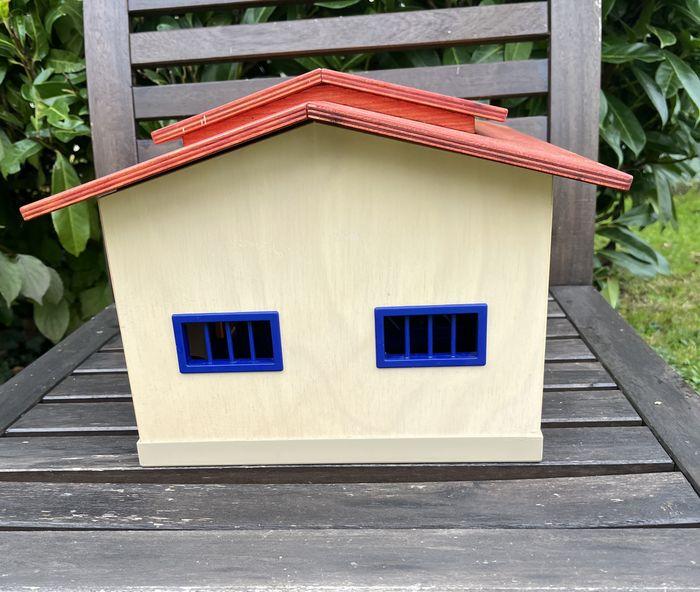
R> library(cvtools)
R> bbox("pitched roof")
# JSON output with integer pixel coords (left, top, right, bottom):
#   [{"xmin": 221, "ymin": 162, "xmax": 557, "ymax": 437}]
[
  {"xmin": 151, "ymin": 68, "xmax": 508, "ymax": 145},
  {"xmin": 20, "ymin": 71, "xmax": 632, "ymax": 221}
]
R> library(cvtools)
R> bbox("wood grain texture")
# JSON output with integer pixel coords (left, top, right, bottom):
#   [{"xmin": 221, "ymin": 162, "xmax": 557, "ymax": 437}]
[
  {"xmin": 100, "ymin": 125, "xmax": 553, "ymax": 446},
  {"xmin": 39, "ymin": 360, "xmax": 615, "ymax": 403},
  {"xmin": 132, "ymin": 61, "xmax": 549, "ymax": 120},
  {"xmin": 135, "ymin": 116, "xmax": 549, "ymax": 164},
  {"xmin": 4, "ymin": 389, "xmax": 639, "ymax": 436},
  {"xmin": 21, "ymin": 101, "xmax": 630, "ymax": 220},
  {"xmin": 554, "ymin": 285, "xmax": 700, "ymax": 494},
  {"xmin": 151, "ymin": 68, "xmax": 504, "ymax": 144},
  {"xmin": 548, "ymin": 0, "xmax": 602, "ymax": 285},
  {"xmin": 2, "ymin": 528, "xmax": 698, "ymax": 590},
  {"xmin": 0, "ymin": 307, "xmax": 118, "ymax": 434},
  {"xmin": 129, "ymin": 0, "xmax": 310, "ymax": 13},
  {"xmin": 129, "ymin": 4, "xmax": 549, "ymax": 67},
  {"xmin": 84, "ymin": 0, "xmax": 138, "ymax": 177},
  {"xmin": 0, "ymin": 473, "xmax": 695, "ymax": 530},
  {"xmin": 0, "ymin": 428, "xmax": 672, "ymax": 483}
]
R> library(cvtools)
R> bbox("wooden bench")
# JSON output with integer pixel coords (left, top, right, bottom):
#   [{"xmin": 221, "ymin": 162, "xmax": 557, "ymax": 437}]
[{"xmin": 1, "ymin": 1, "xmax": 699, "ymax": 588}]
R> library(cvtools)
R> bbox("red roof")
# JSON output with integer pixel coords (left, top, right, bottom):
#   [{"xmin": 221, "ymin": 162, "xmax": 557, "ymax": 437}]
[{"xmin": 20, "ymin": 70, "xmax": 632, "ymax": 221}]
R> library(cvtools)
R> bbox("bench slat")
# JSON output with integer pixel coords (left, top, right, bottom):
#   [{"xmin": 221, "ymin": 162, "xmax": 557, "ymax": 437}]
[
  {"xmin": 6, "ymin": 389, "xmax": 639, "ymax": 436},
  {"xmin": 133, "ymin": 60, "xmax": 549, "ymax": 120},
  {"xmin": 0, "ymin": 472, "xmax": 695, "ymax": 530},
  {"xmin": 0, "ymin": 427, "xmax": 672, "ymax": 483},
  {"xmin": 130, "ymin": 3, "xmax": 549, "ymax": 67},
  {"xmin": 42, "ymin": 360, "xmax": 615, "ymax": 402},
  {"xmin": 3, "ymin": 527, "xmax": 699, "ymax": 591}
]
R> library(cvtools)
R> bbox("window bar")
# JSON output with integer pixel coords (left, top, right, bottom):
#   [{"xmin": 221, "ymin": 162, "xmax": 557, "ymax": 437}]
[
  {"xmin": 404, "ymin": 316, "xmax": 411, "ymax": 359},
  {"xmin": 247, "ymin": 321, "xmax": 256, "ymax": 361},
  {"xmin": 225, "ymin": 322, "xmax": 235, "ymax": 363},
  {"xmin": 427, "ymin": 315, "xmax": 433, "ymax": 357},
  {"xmin": 203, "ymin": 323, "xmax": 213, "ymax": 364},
  {"xmin": 450, "ymin": 314, "xmax": 457, "ymax": 356}
]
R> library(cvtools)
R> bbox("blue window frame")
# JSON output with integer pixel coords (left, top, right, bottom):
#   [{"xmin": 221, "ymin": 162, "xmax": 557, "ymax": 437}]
[
  {"xmin": 374, "ymin": 304, "xmax": 487, "ymax": 368},
  {"xmin": 172, "ymin": 311, "xmax": 283, "ymax": 373}
]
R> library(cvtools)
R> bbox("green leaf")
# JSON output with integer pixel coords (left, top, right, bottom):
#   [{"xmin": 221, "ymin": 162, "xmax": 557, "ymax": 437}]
[
  {"xmin": 632, "ymin": 66, "xmax": 668, "ymax": 124},
  {"xmin": 25, "ymin": 13, "xmax": 49, "ymax": 62},
  {"xmin": 655, "ymin": 61, "xmax": 681, "ymax": 97},
  {"xmin": 598, "ymin": 249, "xmax": 658, "ymax": 278},
  {"xmin": 43, "ymin": 268, "xmax": 64, "ymax": 305},
  {"xmin": 652, "ymin": 167, "xmax": 675, "ymax": 224},
  {"xmin": 598, "ymin": 226, "xmax": 669, "ymax": 273},
  {"xmin": 600, "ymin": 121, "xmax": 624, "ymax": 167},
  {"xmin": 605, "ymin": 94, "xmax": 646, "ymax": 156},
  {"xmin": 79, "ymin": 281, "xmax": 113, "ymax": 319},
  {"xmin": 442, "ymin": 47, "xmax": 471, "ymax": 66},
  {"xmin": 647, "ymin": 25, "xmax": 676, "ymax": 48},
  {"xmin": 46, "ymin": 49, "xmax": 85, "ymax": 73},
  {"xmin": 663, "ymin": 51, "xmax": 700, "ymax": 112},
  {"xmin": 314, "ymin": 0, "xmax": 361, "ymax": 7},
  {"xmin": 240, "ymin": 6, "xmax": 276, "ymax": 24},
  {"xmin": 600, "ymin": 277, "xmax": 620, "ymax": 308},
  {"xmin": 470, "ymin": 44, "xmax": 503, "ymax": 64},
  {"xmin": 33, "ymin": 299, "xmax": 69, "ymax": 343},
  {"xmin": 0, "ymin": 251, "xmax": 22, "ymax": 307},
  {"xmin": 51, "ymin": 152, "xmax": 80, "ymax": 193},
  {"xmin": 0, "ymin": 0, "xmax": 9, "ymax": 20},
  {"xmin": 51, "ymin": 203, "xmax": 91, "ymax": 257},
  {"xmin": 504, "ymin": 42, "xmax": 533, "ymax": 61},
  {"xmin": 601, "ymin": 41, "xmax": 662, "ymax": 64},
  {"xmin": 16, "ymin": 254, "xmax": 51, "ymax": 304}
]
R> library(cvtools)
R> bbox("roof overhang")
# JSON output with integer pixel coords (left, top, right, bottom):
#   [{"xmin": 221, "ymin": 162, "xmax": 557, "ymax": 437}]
[{"xmin": 20, "ymin": 100, "xmax": 633, "ymax": 221}]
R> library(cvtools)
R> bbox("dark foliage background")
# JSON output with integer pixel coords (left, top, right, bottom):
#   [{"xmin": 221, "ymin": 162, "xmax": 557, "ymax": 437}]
[{"xmin": 0, "ymin": 0, "xmax": 698, "ymax": 381}]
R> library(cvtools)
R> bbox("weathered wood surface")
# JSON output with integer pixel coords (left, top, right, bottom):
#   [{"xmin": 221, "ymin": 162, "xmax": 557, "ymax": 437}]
[
  {"xmin": 0, "ymin": 307, "xmax": 118, "ymax": 434},
  {"xmin": 41, "ymin": 360, "xmax": 615, "ymax": 403},
  {"xmin": 0, "ymin": 427, "xmax": 672, "ymax": 483},
  {"xmin": 555, "ymin": 285, "xmax": 700, "ymax": 494},
  {"xmin": 1, "ymin": 472, "xmax": 696, "ymax": 530},
  {"xmin": 5, "ymin": 389, "xmax": 639, "ymax": 437},
  {"xmin": 130, "ymin": 3, "xmax": 549, "ymax": 67},
  {"xmin": 84, "ymin": 1, "xmax": 138, "ymax": 177},
  {"xmin": 133, "ymin": 60, "xmax": 549, "ymax": 120},
  {"xmin": 548, "ymin": 0, "xmax": 601, "ymax": 285},
  {"xmin": 2, "ymin": 528, "xmax": 699, "ymax": 591},
  {"xmin": 129, "ymin": 0, "xmax": 312, "ymax": 13}
]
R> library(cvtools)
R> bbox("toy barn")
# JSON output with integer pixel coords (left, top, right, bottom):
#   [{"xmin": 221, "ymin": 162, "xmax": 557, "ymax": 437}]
[{"xmin": 20, "ymin": 69, "xmax": 632, "ymax": 467}]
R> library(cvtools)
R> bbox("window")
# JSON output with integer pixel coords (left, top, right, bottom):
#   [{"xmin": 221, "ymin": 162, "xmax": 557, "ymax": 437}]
[
  {"xmin": 374, "ymin": 304, "xmax": 487, "ymax": 368},
  {"xmin": 172, "ymin": 312, "xmax": 283, "ymax": 373}
]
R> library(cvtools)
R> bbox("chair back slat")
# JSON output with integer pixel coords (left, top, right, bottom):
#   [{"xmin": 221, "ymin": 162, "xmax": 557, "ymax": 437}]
[
  {"xmin": 85, "ymin": 0, "xmax": 601, "ymax": 285},
  {"xmin": 133, "ymin": 60, "xmax": 548, "ymax": 120},
  {"xmin": 130, "ymin": 3, "xmax": 548, "ymax": 67}
]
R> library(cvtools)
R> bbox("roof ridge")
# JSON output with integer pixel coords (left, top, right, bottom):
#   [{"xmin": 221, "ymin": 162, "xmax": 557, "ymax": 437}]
[{"xmin": 150, "ymin": 68, "xmax": 507, "ymax": 145}]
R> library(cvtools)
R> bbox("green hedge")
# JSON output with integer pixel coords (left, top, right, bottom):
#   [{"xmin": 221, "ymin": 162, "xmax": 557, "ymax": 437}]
[{"xmin": 0, "ymin": 0, "xmax": 698, "ymax": 380}]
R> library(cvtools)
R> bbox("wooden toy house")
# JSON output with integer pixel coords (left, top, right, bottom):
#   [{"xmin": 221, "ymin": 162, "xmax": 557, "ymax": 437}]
[{"xmin": 21, "ymin": 69, "xmax": 632, "ymax": 467}]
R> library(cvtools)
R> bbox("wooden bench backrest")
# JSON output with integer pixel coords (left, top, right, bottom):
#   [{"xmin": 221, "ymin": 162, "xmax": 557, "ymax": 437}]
[{"xmin": 84, "ymin": 0, "xmax": 601, "ymax": 285}]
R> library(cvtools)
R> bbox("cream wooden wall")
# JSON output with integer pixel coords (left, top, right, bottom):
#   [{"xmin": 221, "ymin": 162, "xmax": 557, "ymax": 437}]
[{"xmin": 99, "ymin": 123, "xmax": 553, "ymax": 464}]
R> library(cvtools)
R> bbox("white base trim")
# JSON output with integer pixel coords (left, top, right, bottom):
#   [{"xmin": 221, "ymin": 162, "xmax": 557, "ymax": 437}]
[{"xmin": 136, "ymin": 433, "xmax": 544, "ymax": 466}]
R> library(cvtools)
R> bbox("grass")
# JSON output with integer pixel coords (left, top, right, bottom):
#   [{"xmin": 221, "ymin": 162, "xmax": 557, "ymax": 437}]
[{"xmin": 617, "ymin": 189, "xmax": 700, "ymax": 391}]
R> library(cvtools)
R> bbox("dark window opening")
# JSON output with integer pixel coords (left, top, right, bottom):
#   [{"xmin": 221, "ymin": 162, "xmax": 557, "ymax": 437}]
[
  {"xmin": 173, "ymin": 312, "xmax": 283, "ymax": 373},
  {"xmin": 375, "ymin": 304, "xmax": 486, "ymax": 368}
]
